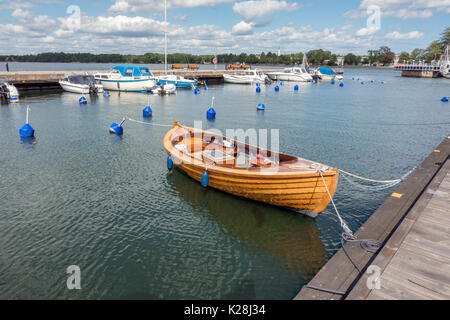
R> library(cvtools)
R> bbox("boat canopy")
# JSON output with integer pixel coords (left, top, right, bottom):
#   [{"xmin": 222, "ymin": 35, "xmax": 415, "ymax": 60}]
[
  {"xmin": 112, "ymin": 65, "xmax": 153, "ymax": 77},
  {"xmin": 318, "ymin": 67, "xmax": 336, "ymax": 76},
  {"xmin": 66, "ymin": 75, "xmax": 96, "ymax": 84}
]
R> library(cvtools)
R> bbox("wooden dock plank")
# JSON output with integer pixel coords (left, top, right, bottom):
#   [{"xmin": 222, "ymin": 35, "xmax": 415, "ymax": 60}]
[
  {"xmin": 347, "ymin": 158, "xmax": 450, "ymax": 300},
  {"xmin": 295, "ymin": 137, "xmax": 450, "ymax": 300}
]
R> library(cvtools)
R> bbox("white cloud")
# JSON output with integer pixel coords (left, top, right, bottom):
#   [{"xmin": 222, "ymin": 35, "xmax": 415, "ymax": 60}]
[
  {"xmin": 80, "ymin": 15, "xmax": 166, "ymax": 38},
  {"xmin": 385, "ymin": 30, "xmax": 424, "ymax": 39},
  {"xmin": 356, "ymin": 27, "xmax": 379, "ymax": 36},
  {"xmin": 109, "ymin": 0, "xmax": 234, "ymax": 13},
  {"xmin": 393, "ymin": 8, "xmax": 433, "ymax": 18},
  {"xmin": 0, "ymin": 0, "xmax": 62, "ymax": 10},
  {"xmin": 233, "ymin": 0, "xmax": 299, "ymax": 25},
  {"xmin": 347, "ymin": 0, "xmax": 450, "ymax": 19},
  {"xmin": 232, "ymin": 21, "xmax": 255, "ymax": 35},
  {"xmin": 11, "ymin": 8, "xmax": 56, "ymax": 31}
]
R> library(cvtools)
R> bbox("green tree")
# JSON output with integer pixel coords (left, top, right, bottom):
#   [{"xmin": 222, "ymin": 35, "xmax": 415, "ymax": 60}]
[
  {"xmin": 397, "ymin": 52, "xmax": 410, "ymax": 63},
  {"xmin": 440, "ymin": 27, "xmax": 450, "ymax": 46},
  {"xmin": 424, "ymin": 40, "xmax": 444, "ymax": 62},
  {"xmin": 410, "ymin": 48, "xmax": 425, "ymax": 61}
]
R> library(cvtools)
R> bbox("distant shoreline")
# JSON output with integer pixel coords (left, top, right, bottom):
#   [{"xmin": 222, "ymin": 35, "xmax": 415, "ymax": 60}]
[{"xmin": 2, "ymin": 61, "xmax": 393, "ymax": 69}]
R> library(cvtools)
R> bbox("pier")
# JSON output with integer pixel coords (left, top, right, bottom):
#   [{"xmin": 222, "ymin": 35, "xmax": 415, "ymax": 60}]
[
  {"xmin": 295, "ymin": 136, "xmax": 450, "ymax": 300},
  {"xmin": 0, "ymin": 69, "xmax": 280, "ymax": 91},
  {"xmin": 394, "ymin": 64, "xmax": 442, "ymax": 78}
]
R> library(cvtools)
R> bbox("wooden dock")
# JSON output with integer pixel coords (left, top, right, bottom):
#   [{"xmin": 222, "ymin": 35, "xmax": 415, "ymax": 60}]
[
  {"xmin": 347, "ymin": 159, "xmax": 450, "ymax": 299},
  {"xmin": 295, "ymin": 135, "xmax": 450, "ymax": 300},
  {"xmin": 0, "ymin": 69, "xmax": 280, "ymax": 91}
]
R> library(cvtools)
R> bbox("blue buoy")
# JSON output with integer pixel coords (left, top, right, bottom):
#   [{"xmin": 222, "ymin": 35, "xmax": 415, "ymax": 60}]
[
  {"xmin": 357, "ymin": 78, "xmax": 360, "ymax": 81},
  {"xmin": 294, "ymin": 84, "xmax": 299, "ymax": 91},
  {"xmin": 352, "ymin": 77, "xmax": 355, "ymax": 80},
  {"xmin": 361, "ymin": 81, "xmax": 364, "ymax": 85},
  {"xmin": 79, "ymin": 96, "xmax": 87, "ymax": 104},
  {"xmin": 19, "ymin": 123, "xmax": 34, "ymax": 138},
  {"xmin": 371, "ymin": 80, "xmax": 374, "ymax": 83},
  {"xmin": 257, "ymin": 103, "xmax": 265, "ymax": 110},
  {"xmin": 312, "ymin": 79, "xmax": 316, "ymax": 83},
  {"xmin": 194, "ymin": 88, "xmax": 200, "ymax": 95},
  {"xmin": 280, "ymin": 81, "xmax": 284, "ymax": 86},
  {"xmin": 143, "ymin": 106, "xmax": 152, "ymax": 117},
  {"xmin": 201, "ymin": 169, "xmax": 209, "ymax": 188},
  {"xmin": 256, "ymin": 82, "xmax": 261, "ymax": 87},
  {"xmin": 256, "ymin": 86, "xmax": 261, "ymax": 93},
  {"xmin": 204, "ymin": 85, "xmax": 209, "ymax": 91},
  {"xmin": 103, "ymin": 91, "xmax": 110, "ymax": 97},
  {"xmin": 206, "ymin": 107, "xmax": 216, "ymax": 118},
  {"xmin": 381, "ymin": 81, "xmax": 385, "ymax": 84},
  {"xmin": 331, "ymin": 80, "xmax": 335, "ymax": 85},
  {"xmin": 109, "ymin": 118, "xmax": 125, "ymax": 135},
  {"xmin": 19, "ymin": 106, "xmax": 34, "ymax": 138},
  {"xmin": 442, "ymin": 97, "xmax": 449, "ymax": 102},
  {"xmin": 339, "ymin": 82, "xmax": 344, "ymax": 87},
  {"xmin": 167, "ymin": 156, "xmax": 174, "ymax": 170},
  {"xmin": 274, "ymin": 85, "xmax": 279, "ymax": 92}
]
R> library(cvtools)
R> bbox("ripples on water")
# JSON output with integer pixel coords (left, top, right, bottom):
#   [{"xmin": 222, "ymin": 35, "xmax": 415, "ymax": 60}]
[{"xmin": 0, "ymin": 68, "xmax": 448, "ymax": 299}]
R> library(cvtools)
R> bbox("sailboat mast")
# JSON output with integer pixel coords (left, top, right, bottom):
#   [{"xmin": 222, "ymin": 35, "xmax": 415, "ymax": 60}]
[{"xmin": 164, "ymin": 0, "xmax": 167, "ymax": 75}]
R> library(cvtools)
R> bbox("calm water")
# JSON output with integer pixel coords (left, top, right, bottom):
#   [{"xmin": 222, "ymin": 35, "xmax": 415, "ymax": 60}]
[{"xmin": 0, "ymin": 68, "xmax": 448, "ymax": 299}]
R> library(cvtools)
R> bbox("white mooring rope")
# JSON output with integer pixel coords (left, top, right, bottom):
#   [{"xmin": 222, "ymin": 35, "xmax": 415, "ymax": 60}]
[
  {"xmin": 319, "ymin": 170, "xmax": 355, "ymax": 240},
  {"xmin": 338, "ymin": 167, "xmax": 415, "ymax": 191},
  {"xmin": 127, "ymin": 117, "xmax": 173, "ymax": 127}
]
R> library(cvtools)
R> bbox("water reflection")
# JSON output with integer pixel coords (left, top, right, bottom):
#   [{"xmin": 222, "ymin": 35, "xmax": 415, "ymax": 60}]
[{"xmin": 169, "ymin": 169, "xmax": 328, "ymax": 277}]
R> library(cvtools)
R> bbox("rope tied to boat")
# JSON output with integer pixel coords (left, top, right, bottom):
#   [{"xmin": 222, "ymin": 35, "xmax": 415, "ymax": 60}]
[
  {"xmin": 304, "ymin": 166, "xmax": 416, "ymax": 296},
  {"xmin": 338, "ymin": 167, "xmax": 415, "ymax": 191},
  {"xmin": 127, "ymin": 117, "xmax": 173, "ymax": 127},
  {"xmin": 318, "ymin": 170, "xmax": 355, "ymax": 240}
]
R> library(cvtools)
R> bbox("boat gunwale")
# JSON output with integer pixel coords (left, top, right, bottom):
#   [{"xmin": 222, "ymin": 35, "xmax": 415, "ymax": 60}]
[{"xmin": 163, "ymin": 123, "xmax": 338, "ymax": 179}]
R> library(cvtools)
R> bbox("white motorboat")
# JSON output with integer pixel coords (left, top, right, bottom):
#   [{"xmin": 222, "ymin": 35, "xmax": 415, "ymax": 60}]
[
  {"xmin": 94, "ymin": 65, "xmax": 157, "ymax": 92},
  {"xmin": 156, "ymin": 74, "xmax": 198, "ymax": 88},
  {"xmin": 440, "ymin": 44, "xmax": 450, "ymax": 79},
  {"xmin": 267, "ymin": 67, "xmax": 312, "ymax": 82},
  {"xmin": 0, "ymin": 78, "xmax": 19, "ymax": 103},
  {"xmin": 223, "ymin": 69, "xmax": 269, "ymax": 84},
  {"xmin": 315, "ymin": 67, "xmax": 338, "ymax": 81},
  {"xmin": 150, "ymin": 83, "xmax": 177, "ymax": 95},
  {"xmin": 59, "ymin": 75, "xmax": 104, "ymax": 94}
]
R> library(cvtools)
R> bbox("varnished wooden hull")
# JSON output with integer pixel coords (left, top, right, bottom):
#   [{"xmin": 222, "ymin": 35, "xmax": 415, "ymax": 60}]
[{"xmin": 163, "ymin": 123, "xmax": 339, "ymax": 215}]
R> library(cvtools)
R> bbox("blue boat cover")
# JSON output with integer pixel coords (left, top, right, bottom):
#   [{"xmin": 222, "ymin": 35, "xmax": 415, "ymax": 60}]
[
  {"xmin": 318, "ymin": 67, "xmax": 336, "ymax": 76},
  {"xmin": 112, "ymin": 65, "xmax": 153, "ymax": 77}
]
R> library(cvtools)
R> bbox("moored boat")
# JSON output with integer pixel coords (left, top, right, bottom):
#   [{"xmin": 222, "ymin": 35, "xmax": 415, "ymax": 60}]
[
  {"xmin": 163, "ymin": 122, "xmax": 339, "ymax": 216},
  {"xmin": 440, "ymin": 44, "xmax": 450, "ymax": 79},
  {"xmin": 59, "ymin": 75, "xmax": 104, "ymax": 94},
  {"xmin": 316, "ymin": 67, "xmax": 340, "ymax": 81},
  {"xmin": 94, "ymin": 65, "xmax": 157, "ymax": 92},
  {"xmin": 156, "ymin": 74, "xmax": 198, "ymax": 88},
  {"xmin": 0, "ymin": 78, "xmax": 19, "ymax": 103},
  {"xmin": 267, "ymin": 67, "xmax": 312, "ymax": 82},
  {"xmin": 223, "ymin": 69, "xmax": 269, "ymax": 84},
  {"xmin": 150, "ymin": 83, "xmax": 177, "ymax": 95}
]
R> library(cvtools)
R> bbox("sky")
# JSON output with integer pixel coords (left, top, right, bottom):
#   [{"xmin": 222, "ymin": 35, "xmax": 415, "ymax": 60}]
[{"xmin": 0, "ymin": 0, "xmax": 448, "ymax": 55}]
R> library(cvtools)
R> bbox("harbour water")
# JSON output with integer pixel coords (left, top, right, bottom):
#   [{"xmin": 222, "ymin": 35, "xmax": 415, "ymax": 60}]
[{"xmin": 0, "ymin": 67, "xmax": 448, "ymax": 299}]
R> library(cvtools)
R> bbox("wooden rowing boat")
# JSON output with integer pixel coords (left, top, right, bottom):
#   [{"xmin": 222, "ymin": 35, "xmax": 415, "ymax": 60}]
[{"xmin": 163, "ymin": 122, "xmax": 339, "ymax": 216}]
